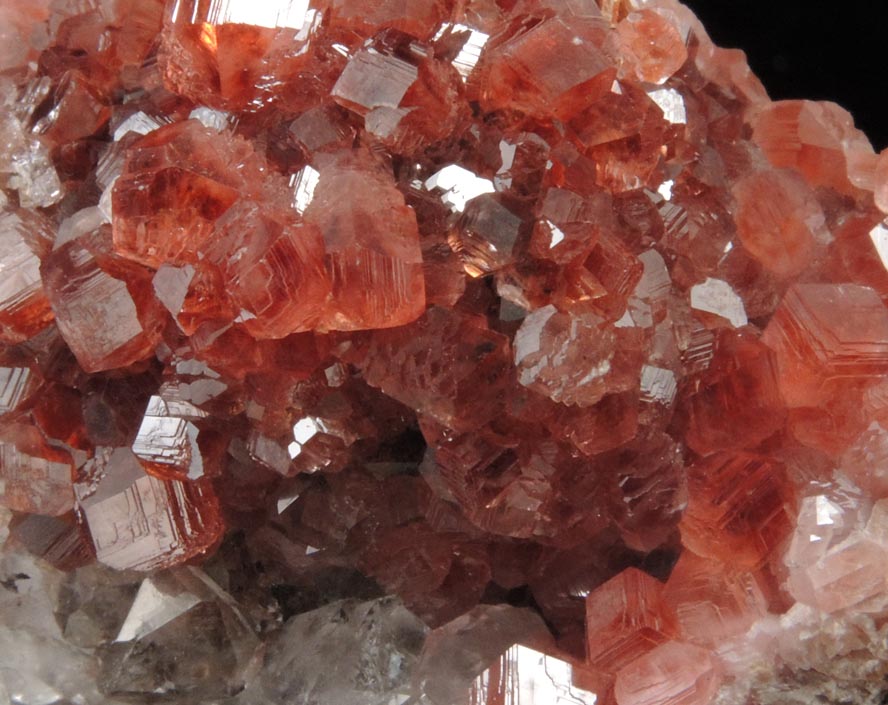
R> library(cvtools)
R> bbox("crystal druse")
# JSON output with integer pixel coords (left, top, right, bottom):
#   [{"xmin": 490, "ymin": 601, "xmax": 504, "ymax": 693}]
[{"xmin": 2, "ymin": 0, "xmax": 888, "ymax": 703}]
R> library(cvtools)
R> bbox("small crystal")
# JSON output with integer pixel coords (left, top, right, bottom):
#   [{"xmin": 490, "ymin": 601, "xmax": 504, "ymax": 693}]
[{"xmin": 0, "ymin": 209, "xmax": 55, "ymax": 343}]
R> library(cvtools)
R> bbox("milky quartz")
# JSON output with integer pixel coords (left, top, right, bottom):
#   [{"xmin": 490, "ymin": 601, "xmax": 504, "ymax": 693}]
[{"xmin": 3, "ymin": 0, "xmax": 888, "ymax": 703}]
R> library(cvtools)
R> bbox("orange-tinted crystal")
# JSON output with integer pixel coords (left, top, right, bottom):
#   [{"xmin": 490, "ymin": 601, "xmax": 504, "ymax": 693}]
[
  {"xmin": 680, "ymin": 452, "xmax": 794, "ymax": 569},
  {"xmin": 585, "ymin": 567, "xmax": 679, "ymax": 674}
]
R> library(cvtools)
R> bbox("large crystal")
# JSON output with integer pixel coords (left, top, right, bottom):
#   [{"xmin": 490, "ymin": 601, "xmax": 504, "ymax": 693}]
[
  {"xmin": 75, "ymin": 447, "xmax": 222, "ymax": 572},
  {"xmin": 241, "ymin": 597, "xmax": 427, "ymax": 705},
  {"xmin": 99, "ymin": 567, "xmax": 260, "ymax": 699},
  {"xmin": 41, "ymin": 221, "xmax": 165, "ymax": 373},
  {"xmin": 303, "ymin": 149, "xmax": 426, "ymax": 330},
  {"xmin": 111, "ymin": 120, "xmax": 270, "ymax": 268},
  {"xmin": 2, "ymin": 0, "xmax": 888, "ymax": 703}
]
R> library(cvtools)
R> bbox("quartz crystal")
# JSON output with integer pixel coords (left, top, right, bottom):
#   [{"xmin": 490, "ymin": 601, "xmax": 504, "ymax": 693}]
[{"xmin": 2, "ymin": 1, "xmax": 888, "ymax": 703}]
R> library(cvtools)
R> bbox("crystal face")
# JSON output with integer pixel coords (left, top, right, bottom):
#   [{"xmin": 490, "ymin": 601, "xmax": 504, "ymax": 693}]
[{"xmin": 3, "ymin": 1, "xmax": 888, "ymax": 704}]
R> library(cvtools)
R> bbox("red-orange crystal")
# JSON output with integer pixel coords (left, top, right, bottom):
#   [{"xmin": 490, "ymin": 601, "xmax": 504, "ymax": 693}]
[
  {"xmin": 585, "ymin": 567, "xmax": 679, "ymax": 675},
  {"xmin": 2, "ymin": 1, "xmax": 888, "ymax": 703}
]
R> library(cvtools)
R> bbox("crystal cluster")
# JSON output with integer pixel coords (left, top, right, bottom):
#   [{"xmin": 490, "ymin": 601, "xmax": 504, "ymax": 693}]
[{"xmin": 2, "ymin": 0, "xmax": 888, "ymax": 703}]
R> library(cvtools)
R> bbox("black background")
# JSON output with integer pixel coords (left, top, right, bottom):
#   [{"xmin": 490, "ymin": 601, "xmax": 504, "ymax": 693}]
[{"xmin": 681, "ymin": 0, "xmax": 888, "ymax": 151}]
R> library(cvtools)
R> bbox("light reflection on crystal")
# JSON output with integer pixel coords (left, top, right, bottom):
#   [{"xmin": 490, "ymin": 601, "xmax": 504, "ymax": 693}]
[
  {"xmin": 171, "ymin": 0, "xmax": 312, "ymax": 29},
  {"xmin": 646, "ymin": 88, "xmax": 687, "ymax": 125},
  {"xmin": 113, "ymin": 112, "xmax": 167, "ymax": 141},
  {"xmin": 0, "ymin": 366, "xmax": 32, "ymax": 414},
  {"xmin": 291, "ymin": 165, "xmax": 320, "ymax": 213},
  {"xmin": 449, "ymin": 25, "xmax": 490, "ymax": 80},
  {"xmin": 640, "ymin": 365, "xmax": 677, "ymax": 405},
  {"xmin": 115, "ymin": 576, "xmax": 201, "ymax": 643},
  {"xmin": 546, "ymin": 221, "xmax": 567, "ymax": 248},
  {"xmin": 332, "ymin": 49, "xmax": 419, "ymax": 116},
  {"xmin": 425, "ymin": 165, "xmax": 496, "ymax": 213},
  {"xmin": 690, "ymin": 277, "xmax": 748, "ymax": 328},
  {"xmin": 470, "ymin": 644, "xmax": 597, "ymax": 705},
  {"xmin": 188, "ymin": 106, "xmax": 232, "ymax": 132},
  {"xmin": 75, "ymin": 447, "xmax": 221, "ymax": 572},
  {"xmin": 868, "ymin": 221, "xmax": 888, "ymax": 271},
  {"xmin": 132, "ymin": 395, "xmax": 205, "ymax": 480},
  {"xmin": 0, "ymin": 209, "xmax": 54, "ymax": 342},
  {"xmin": 277, "ymin": 491, "xmax": 300, "ymax": 514},
  {"xmin": 287, "ymin": 416, "xmax": 332, "ymax": 463}
]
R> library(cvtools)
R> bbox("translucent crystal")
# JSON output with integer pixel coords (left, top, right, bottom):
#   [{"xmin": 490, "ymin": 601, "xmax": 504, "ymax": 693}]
[
  {"xmin": 75, "ymin": 447, "xmax": 222, "ymax": 572},
  {"xmin": 240, "ymin": 597, "xmax": 427, "ymax": 705},
  {"xmin": 1, "ymin": 1, "xmax": 888, "ymax": 702},
  {"xmin": 585, "ymin": 568, "xmax": 679, "ymax": 675},
  {"xmin": 0, "ymin": 209, "xmax": 55, "ymax": 343}
]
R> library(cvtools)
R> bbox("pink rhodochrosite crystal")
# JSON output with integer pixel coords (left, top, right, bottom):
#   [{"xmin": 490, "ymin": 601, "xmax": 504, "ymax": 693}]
[
  {"xmin": 303, "ymin": 149, "xmax": 427, "ymax": 329},
  {"xmin": 3, "ymin": 0, "xmax": 888, "ymax": 703},
  {"xmin": 584, "ymin": 567, "xmax": 679, "ymax": 675},
  {"xmin": 111, "ymin": 120, "xmax": 276, "ymax": 268},
  {"xmin": 0, "ymin": 209, "xmax": 55, "ymax": 343},
  {"xmin": 614, "ymin": 641, "xmax": 722, "ymax": 705},
  {"xmin": 615, "ymin": 9, "xmax": 688, "ymax": 85},
  {"xmin": 41, "ymin": 222, "xmax": 166, "ymax": 373}
]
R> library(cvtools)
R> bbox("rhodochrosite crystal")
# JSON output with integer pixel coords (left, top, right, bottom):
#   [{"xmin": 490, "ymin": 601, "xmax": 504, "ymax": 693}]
[{"xmin": 4, "ymin": 0, "xmax": 888, "ymax": 703}]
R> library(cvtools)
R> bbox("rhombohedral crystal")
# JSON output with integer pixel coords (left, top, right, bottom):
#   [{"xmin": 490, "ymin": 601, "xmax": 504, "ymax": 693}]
[{"xmin": 2, "ymin": 0, "xmax": 888, "ymax": 703}]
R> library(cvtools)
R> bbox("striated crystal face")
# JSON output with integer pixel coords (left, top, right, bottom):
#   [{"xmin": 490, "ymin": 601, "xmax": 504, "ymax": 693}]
[
  {"xmin": 680, "ymin": 452, "xmax": 794, "ymax": 569},
  {"xmin": 615, "ymin": 9, "xmax": 687, "ymax": 86},
  {"xmin": 303, "ymin": 149, "xmax": 426, "ymax": 330},
  {"xmin": 4, "ymin": 0, "xmax": 888, "ymax": 703},
  {"xmin": 684, "ymin": 330, "xmax": 785, "ymax": 455},
  {"xmin": 751, "ymin": 100, "xmax": 874, "ymax": 197},
  {"xmin": 763, "ymin": 282, "xmax": 888, "ymax": 406},
  {"xmin": 514, "ymin": 304, "xmax": 619, "ymax": 406},
  {"xmin": 41, "ymin": 225, "xmax": 165, "ymax": 373},
  {"xmin": 131, "ymin": 395, "xmax": 207, "ymax": 480},
  {"xmin": 477, "ymin": 15, "xmax": 615, "ymax": 120},
  {"xmin": 731, "ymin": 169, "xmax": 828, "ymax": 278},
  {"xmin": 0, "ymin": 209, "xmax": 55, "ymax": 343},
  {"xmin": 0, "ymin": 424, "xmax": 74, "ymax": 517},
  {"xmin": 584, "ymin": 567, "xmax": 679, "ymax": 675},
  {"xmin": 208, "ymin": 201, "xmax": 329, "ymax": 337},
  {"xmin": 160, "ymin": 0, "xmax": 326, "ymax": 112},
  {"xmin": 469, "ymin": 643, "xmax": 598, "ymax": 705},
  {"xmin": 353, "ymin": 306, "xmax": 511, "ymax": 429},
  {"xmin": 75, "ymin": 447, "xmax": 222, "ymax": 572},
  {"xmin": 111, "ymin": 120, "xmax": 269, "ymax": 268},
  {"xmin": 613, "ymin": 641, "xmax": 722, "ymax": 705}
]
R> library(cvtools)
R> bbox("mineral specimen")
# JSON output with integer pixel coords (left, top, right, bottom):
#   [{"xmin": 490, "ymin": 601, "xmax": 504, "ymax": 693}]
[{"xmin": 2, "ymin": 0, "xmax": 888, "ymax": 703}]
